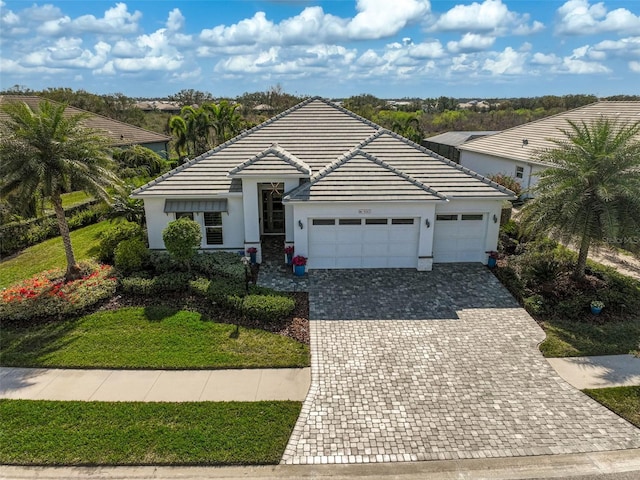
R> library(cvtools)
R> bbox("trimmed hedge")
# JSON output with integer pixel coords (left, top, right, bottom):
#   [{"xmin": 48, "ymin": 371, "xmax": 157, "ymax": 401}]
[
  {"xmin": 242, "ymin": 295, "xmax": 295, "ymax": 323},
  {"xmin": 0, "ymin": 200, "xmax": 102, "ymax": 256},
  {"xmin": 98, "ymin": 221, "xmax": 144, "ymax": 263}
]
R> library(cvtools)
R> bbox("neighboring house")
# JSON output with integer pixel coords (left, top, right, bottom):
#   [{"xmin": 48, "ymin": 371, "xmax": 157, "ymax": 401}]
[
  {"xmin": 132, "ymin": 97, "xmax": 515, "ymax": 271},
  {"xmin": 458, "ymin": 101, "xmax": 640, "ymax": 194},
  {"xmin": 423, "ymin": 131, "xmax": 500, "ymax": 164},
  {"xmin": 0, "ymin": 95, "xmax": 172, "ymax": 158}
]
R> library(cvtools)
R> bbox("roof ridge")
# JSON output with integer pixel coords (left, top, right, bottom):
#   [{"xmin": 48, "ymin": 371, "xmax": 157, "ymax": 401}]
[
  {"xmin": 314, "ymin": 97, "xmax": 384, "ymax": 130},
  {"xmin": 369, "ymin": 129, "xmax": 516, "ymax": 197},
  {"xmin": 228, "ymin": 142, "xmax": 311, "ymax": 176}
]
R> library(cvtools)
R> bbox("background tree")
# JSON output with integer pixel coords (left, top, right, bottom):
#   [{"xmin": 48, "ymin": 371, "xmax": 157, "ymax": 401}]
[
  {"xmin": 519, "ymin": 118, "xmax": 640, "ymax": 278},
  {"xmin": 204, "ymin": 100, "xmax": 243, "ymax": 146},
  {"xmin": 0, "ymin": 100, "xmax": 120, "ymax": 279}
]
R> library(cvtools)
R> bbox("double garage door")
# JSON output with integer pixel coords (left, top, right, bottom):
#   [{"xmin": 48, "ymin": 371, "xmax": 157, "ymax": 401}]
[{"xmin": 308, "ymin": 217, "xmax": 419, "ymax": 269}]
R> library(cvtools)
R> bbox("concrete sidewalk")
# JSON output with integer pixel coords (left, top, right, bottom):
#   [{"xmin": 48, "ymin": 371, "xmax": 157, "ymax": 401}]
[
  {"xmin": 547, "ymin": 354, "xmax": 640, "ymax": 390},
  {"xmin": 0, "ymin": 367, "xmax": 310, "ymax": 402}
]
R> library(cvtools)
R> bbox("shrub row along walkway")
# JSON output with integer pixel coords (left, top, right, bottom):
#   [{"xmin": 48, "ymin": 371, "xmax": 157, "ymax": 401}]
[
  {"xmin": 281, "ymin": 266, "xmax": 640, "ymax": 465},
  {"xmin": 0, "ymin": 367, "xmax": 310, "ymax": 402}
]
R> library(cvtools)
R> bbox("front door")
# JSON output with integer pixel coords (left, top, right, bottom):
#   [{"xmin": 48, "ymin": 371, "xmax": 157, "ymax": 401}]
[{"xmin": 261, "ymin": 183, "xmax": 285, "ymax": 234}]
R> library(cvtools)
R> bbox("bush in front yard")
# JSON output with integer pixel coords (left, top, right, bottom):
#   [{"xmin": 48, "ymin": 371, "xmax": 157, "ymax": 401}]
[
  {"xmin": 119, "ymin": 273, "xmax": 192, "ymax": 295},
  {"xmin": 0, "ymin": 262, "xmax": 117, "ymax": 323},
  {"xmin": 114, "ymin": 238, "xmax": 149, "ymax": 274},
  {"xmin": 242, "ymin": 295, "xmax": 295, "ymax": 323},
  {"xmin": 162, "ymin": 218, "xmax": 202, "ymax": 268},
  {"xmin": 205, "ymin": 278, "xmax": 245, "ymax": 310},
  {"xmin": 98, "ymin": 221, "xmax": 144, "ymax": 263}
]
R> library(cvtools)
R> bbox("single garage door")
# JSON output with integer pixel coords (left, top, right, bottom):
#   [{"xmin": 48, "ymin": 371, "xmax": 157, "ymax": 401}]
[
  {"xmin": 432, "ymin": 213, "xmax": 487, "ymax": 263},
  {"xmin": 308, "ymin": 218, "xmax": 419, "ymax": 269}
]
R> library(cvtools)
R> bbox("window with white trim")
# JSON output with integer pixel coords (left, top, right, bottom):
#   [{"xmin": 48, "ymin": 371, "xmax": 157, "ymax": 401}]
[
  {"xmin": 515, "ymin": 166, "xmax": 524, "ymax": 179},
  {"xmin": 204, "ymin": 212, "xmax": 223, "ymax": 245}
]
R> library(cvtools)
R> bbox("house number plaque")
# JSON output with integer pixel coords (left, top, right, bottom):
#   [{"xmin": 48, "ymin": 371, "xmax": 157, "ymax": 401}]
[{"xmin": 358, "ymin": 209, "xmax": 371, "ymax": 214}]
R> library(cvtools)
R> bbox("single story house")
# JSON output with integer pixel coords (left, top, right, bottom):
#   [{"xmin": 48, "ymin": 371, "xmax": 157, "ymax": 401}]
[
  {"xmin": 0, "ymin": 95, "xmax": 172, "ymax": 158},
  {"xmin": 458, "ymin": 101, "xmax": 640, "ymax": 194},
  {"xmin": 423, "ymin": 131, "xmax": 500, "ymax": 164},
  {"xmin": 132, "ymin": 97, "xmax": 515, "ymax": 271}
]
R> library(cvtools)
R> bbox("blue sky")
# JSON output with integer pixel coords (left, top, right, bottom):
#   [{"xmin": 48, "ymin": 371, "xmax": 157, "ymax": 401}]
[{"xmin": 1, "ymin": 0, "xmax": 639, "ymax": 99}]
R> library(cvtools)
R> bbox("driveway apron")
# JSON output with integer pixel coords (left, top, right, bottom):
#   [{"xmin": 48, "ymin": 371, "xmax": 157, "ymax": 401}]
[{"xmin": 281, "ymin": 265, "xmax": 640, "ymax": 465}]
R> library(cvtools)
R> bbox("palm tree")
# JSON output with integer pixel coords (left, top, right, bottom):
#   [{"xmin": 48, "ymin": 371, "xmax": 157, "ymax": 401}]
[
  {"xmin": 0, "ymin": 100, "xmax": 119, "ymax": 279},
  {"xmin": 168, "ymin": 115, "xmax": 189, "ymax": 159},
  {"xmin": 204, "ymin": 101, "xmax": 242, "ymax": 146},
  {"xmin": 519, "ymin": 117, "xmax": 640, "ymax": 279}
]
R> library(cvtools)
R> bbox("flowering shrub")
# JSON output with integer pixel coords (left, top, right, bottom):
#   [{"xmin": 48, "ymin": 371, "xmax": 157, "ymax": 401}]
[
  {"xmin": 0, "ymin": 262, "xmax": 117, "ymax": 323},
  {"xmin": 284, "ymin": 246, "xmax": 294, "ymax": 255},
  {"xmin": 246, "ymin": 247, "xmax": 257, "ymax": 254},
  {"xmin": 292, "ymin": 255, "xmax": 307, "ymax": 266}
]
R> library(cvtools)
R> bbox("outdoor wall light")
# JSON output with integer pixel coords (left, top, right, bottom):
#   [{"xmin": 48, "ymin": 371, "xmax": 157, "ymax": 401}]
[
  {"xmin": 425, "ymin": 218, "xmax": 430, "ymax": 228},
  {"xmin": 493, "ymin": 214, "xmax": 498, "ymax": 223},
  {"xmin": 298, "ymin": 220, "xmax": 304, "ymax": 229}
]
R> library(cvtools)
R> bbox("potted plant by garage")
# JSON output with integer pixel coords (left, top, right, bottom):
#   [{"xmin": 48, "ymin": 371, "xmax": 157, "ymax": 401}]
[
  {"xmin": 246, "ymin": 247, "xmax": 257, "ymax": 264},
  {"xmin": 284, "ymin": 245, "xmax": 294, "ymax": 265},
  {"xmin": 486, "ymin": 251, "xmax": 499, "ymax": 268},
  {"xmin": 292, "ymin": 255, "xmax": 307, "ymax": 276},
  {"xmin": 590, "ymin": 300, "xmax": 604, "ymax": 315}
]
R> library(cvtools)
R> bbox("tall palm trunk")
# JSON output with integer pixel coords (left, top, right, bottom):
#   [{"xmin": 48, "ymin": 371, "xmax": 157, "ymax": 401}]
[
  {"xmin": 51, "ymin": 193, "xmax": 80, "ymax": 280},
  {"xmin": 574, "ymin": 213, "xmax": 592, "ymax": 280}
]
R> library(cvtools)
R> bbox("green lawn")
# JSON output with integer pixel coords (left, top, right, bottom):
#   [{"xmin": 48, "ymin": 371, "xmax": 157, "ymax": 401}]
[
  {"xmin": 1, "ymin": 306, "xmax": 310, "ymax": 369},
  {"xmin": 583, "ymin": 386, "xmax": 640, "ymax": 428},
  {"xmin": 539, "ymin": 317, "xmax": 640, "ymax": 357},
  {"xmin": 0, "ymin": 221, "xmax": 110, "ymax": 289},
  {"xmin": 0, "ymin": 399, "xmax": 301, "ymax": 465}
]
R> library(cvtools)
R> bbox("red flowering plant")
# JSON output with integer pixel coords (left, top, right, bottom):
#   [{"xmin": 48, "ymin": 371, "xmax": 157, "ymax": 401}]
[
  {"xmin": 292, "ymin": 255, "xmax": 307, "ymax": 266},
  {"xmin": 284, "ymin": 246, "xmax": 294, "ymax": 255},
  {"xmin": 246, "ymin": 247, "xmax": 257, "ymax": 254},
  {"xmin": 0, "ymin": 261, "xmax": 117, "ymax": 323}
]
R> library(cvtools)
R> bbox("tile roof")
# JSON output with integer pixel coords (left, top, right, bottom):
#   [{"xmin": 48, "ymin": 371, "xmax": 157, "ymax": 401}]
[
  {"xmin": 133, "ymin": 97, "xmax": 515, "ymax": 201},
  {"xmin": 424, "ymin": 131, "xmax": 500, "ymax": 147},
  {"xmin": 459, "ymin": 101, "xmax": 640, "ymax": 165},
  {"xmin": 0, "ymin": 95, "xmax": 171, "ymax": 147},
  {"xmin": 228, "ymin": 143, "xmax": 312, "ymax": 177}
]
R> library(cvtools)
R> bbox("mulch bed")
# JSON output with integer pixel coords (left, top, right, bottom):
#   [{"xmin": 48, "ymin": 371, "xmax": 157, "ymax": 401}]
[{"xmin": 100, "ymin": 291, "xmax": 310, "ymax": 345}]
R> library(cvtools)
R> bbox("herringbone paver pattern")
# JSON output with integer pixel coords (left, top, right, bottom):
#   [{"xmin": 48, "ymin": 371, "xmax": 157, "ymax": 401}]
[{"xmin": 281, "ymin": 265, "xmax": 640, "ymax": 465}]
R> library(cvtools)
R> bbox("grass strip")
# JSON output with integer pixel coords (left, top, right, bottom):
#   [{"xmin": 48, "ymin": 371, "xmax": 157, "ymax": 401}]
[
  {"xmin": 539, "ymin": 318, "xmax": 640, "ymax": 357},
  {"xmin": 0, "ymin": 221, "xmax": 110, "ymax": 289},
  {"xmin": 0, "ymin": 399, "xmax": 301, "ymax": 465},
  {"xmin": 1, "ymin": 306, "xmax": 310, "ymax": 369},
  {"xmin": 583, "ymin": 386, "xmax": 640, "ymax": 428}
]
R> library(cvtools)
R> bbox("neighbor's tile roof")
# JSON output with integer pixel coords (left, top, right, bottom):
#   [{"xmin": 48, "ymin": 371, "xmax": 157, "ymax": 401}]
[
  {"xmin": 424, "ymin": 131, "xmax": 500, "ymax": 147},
  {"xmin": 459, "ymin": 101, "xmax": 640, "ymax": 165},
  {"xmin": 0, "ymin": 95, "xmax": 171, "ymax": 147},
  {"xmin": 133, "ymin": 97, "xmax": 514, "ymax": 200}
]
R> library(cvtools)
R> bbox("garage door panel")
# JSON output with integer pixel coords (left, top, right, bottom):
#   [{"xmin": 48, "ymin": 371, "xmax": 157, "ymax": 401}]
[
  {"xmin": 337, "ymin": 243, "xmax": 362, "ymax": 256},
  {"xmin": 362, "ymin": 243, "xmax": 389, "ymax": 256},
  {"xmin": 433, "ymin": 213, "xmax": 487, "ymax": 263}
]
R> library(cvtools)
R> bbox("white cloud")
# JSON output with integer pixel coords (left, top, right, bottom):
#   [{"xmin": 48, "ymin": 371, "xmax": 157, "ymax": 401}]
[
  {"xmin": 347, "ymin": 0, "xmax": 430, "ymax": 39},
  {"xmin": 592, "ymin": 37, "xmax": 640, "ymax": 58},
  {"xmin": 166, "ymin": 8, "xmax": 184, "ymax": 32},
  {"xmin": 483, "ymin": 46, "xmax": 527, "ymax": 74},
  {"xmin": 531, "ymin": 52, "xmax": 562, "ymax": 65},
  {"xmin": 200, "ymin": 0, "xmax": 430, "ymax": 48},
  {"xmin": 447, "ymin": 33, "xmax": 496, "ymax": 53},
  {"xmin": 408, "ymin": 40, "xmax": 445, "ymax": 59},
  {"xmin": 432, "ymin": 0, "xmax": 543, "ymax": 35},
  {"xmin": 37, "ymin": 3, "xmax": 141, "ymax": 36},
  {"xmin": 629, "ymin": 61, "xmax": 640, "ymax": 73},
  {"xmin": 555, "ymin": 0, "xmax": 640, "ymax": 35},
  {"xmin": 21, "ymin": 37, "xmax": 111, "ymax": 69}
]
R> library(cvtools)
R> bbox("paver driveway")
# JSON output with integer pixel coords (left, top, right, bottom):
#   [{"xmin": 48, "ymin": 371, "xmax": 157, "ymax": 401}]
[{"xmin": 281, "ymin": 265, "xmax": 640, "ymax": 465}]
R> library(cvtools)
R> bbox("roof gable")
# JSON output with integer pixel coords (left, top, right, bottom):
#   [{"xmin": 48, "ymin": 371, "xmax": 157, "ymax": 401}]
[
  {"xmin": 228, "ymin": 143, "xmax": 311, "ymax": 177},
  {"xmin": 285, "ymin": 148, "xmax": 446, "ymax": 202}
]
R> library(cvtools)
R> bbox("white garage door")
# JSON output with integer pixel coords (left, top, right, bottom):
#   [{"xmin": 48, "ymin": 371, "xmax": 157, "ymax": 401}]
[
  {"xmin": 432, "ymin": 213, "xmax": 487, "ymax": 263},
  {"xmin": 308, "ymin": 218, "xmax": 419, "ymax": 269}
]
